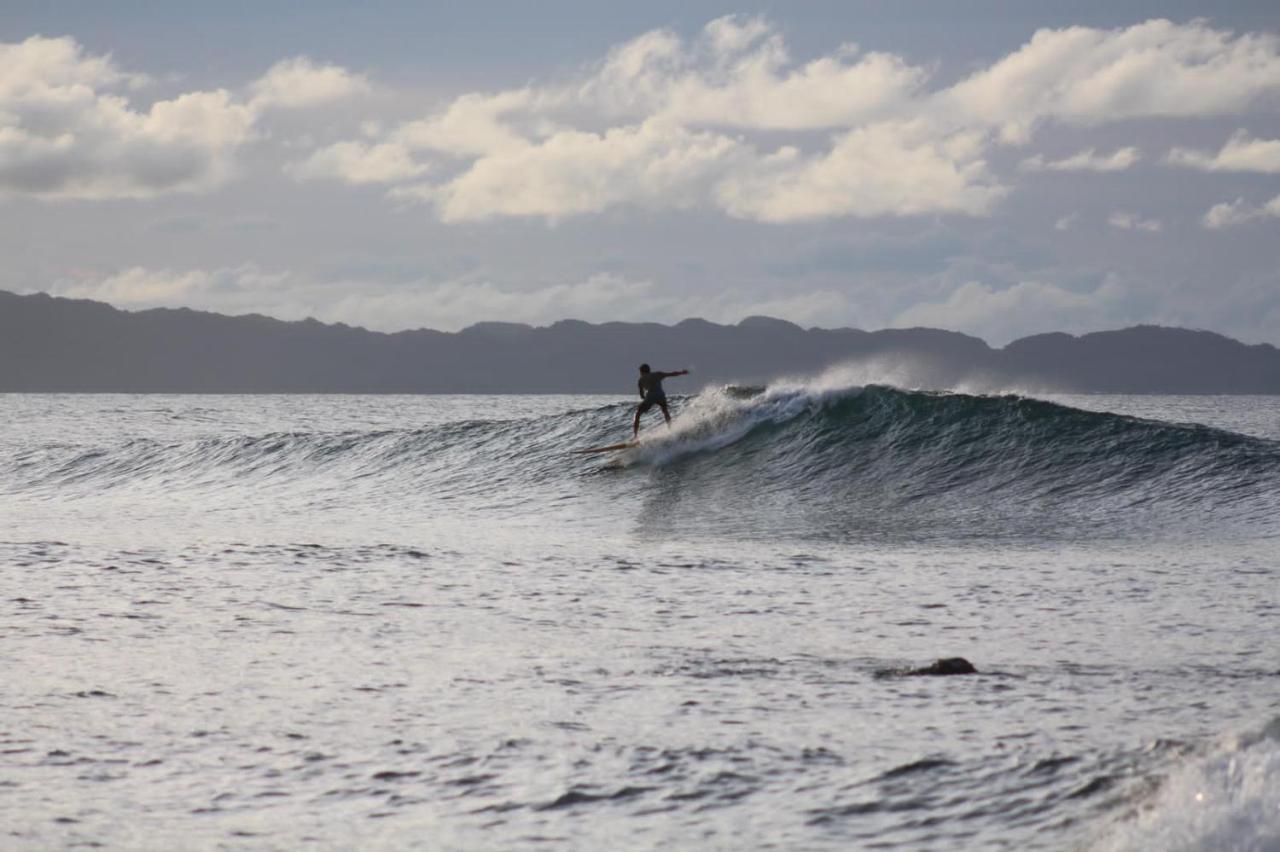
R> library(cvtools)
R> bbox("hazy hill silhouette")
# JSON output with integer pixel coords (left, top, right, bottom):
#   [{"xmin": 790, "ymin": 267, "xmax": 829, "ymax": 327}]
[{"xmin": 2, "ymin": 290, "xmax": 1278, "ymax": 393}]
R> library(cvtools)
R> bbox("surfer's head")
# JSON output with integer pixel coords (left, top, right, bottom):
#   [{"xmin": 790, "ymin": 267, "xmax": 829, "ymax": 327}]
[{"xmin": 639, "ymin": 363, "xmax": 651, "ymax": 374}]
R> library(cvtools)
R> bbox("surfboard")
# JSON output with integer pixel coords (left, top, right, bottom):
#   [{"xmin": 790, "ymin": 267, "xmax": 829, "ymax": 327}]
[{"xmin": 572, "ymin": 440, "xmax": 638, "ymax": 455}]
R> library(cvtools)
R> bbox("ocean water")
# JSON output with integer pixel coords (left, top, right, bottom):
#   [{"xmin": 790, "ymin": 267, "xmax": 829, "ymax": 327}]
[{"xmin": 2, "ymin": 375, "xmax": 1279, "ymax": 850}]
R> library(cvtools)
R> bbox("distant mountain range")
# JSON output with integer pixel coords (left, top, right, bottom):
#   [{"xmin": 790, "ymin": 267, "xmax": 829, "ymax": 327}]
[{"xmin": 3, "ymin": 289, "xmax": 1279, "ymax": 393}]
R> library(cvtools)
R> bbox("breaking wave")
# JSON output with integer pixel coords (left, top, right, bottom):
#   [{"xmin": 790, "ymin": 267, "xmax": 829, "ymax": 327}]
[
  {"xmin": 6, "ymin": 380, "xmax": 1279, "ymax": 540},
  {"xmin": 1094, "ymin": 716, "xmax": 1280, "ymax": 852}
]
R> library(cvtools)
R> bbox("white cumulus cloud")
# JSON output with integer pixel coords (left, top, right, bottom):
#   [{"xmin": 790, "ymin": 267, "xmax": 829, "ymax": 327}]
[
  {"xmin": 289, "ymin": 140, "xmax": 426, "ymax": 184},
  {"xmin": 44, "ymin": 264, "xmax": 860, "ymax": 332},
  {"xmin": 50, "ymin": 264, "xmax": 292, "ymax": 311},
  {"xmin": 1202, "ymin": 195, "xmax": 1280, "ymax": 229},
  {"xmin": 405, "ymin": 120, "xmax": 744, "ymax": 223},
  {"xmin": 1020, "ymin": 146, "xmax": 1140, "ymax": 172},
  {"xmin": 715, "ymin": 122, "xmax": 1003, "ymax": 222},
  {"xmin": 893, "ymin": 278, "xmax": 1132, "ymax": 345},
  {"xmin": 14, "ymin": 17, "xmax": 1280, "ymax": 223},
  {"xmin": 248, "ymin": 56, "xmax": 370, "ymax": 110},
  {"xmin": 1108, "ymin": 211, "xmax": 1162, "ymax": 232},
  {"xmin": 292, "ymin": 16, "xmax": 1280, "ymax": 225},
  {"xmin": 290, "ymin": 16, "xmax": 993, "ymax": 223},
  {"xmin": 1168, "ymin": 130, "xmax": 1280, "ymax": 173},
  {"xmin": 580, "ymin": 15, "xmax": 927, "ymax": 130},
  {"xmin": 0, "ymin": 36, "xmax": 368, "ymax": 199},
  {"xmin": 942, "ymin": 19, "xmax": 1280, "ymax": 144},
  {"xmin": 0, "ymin": 36, "xmax": 255, "ymax": 199},
  {"xmin": 395, "ymin": 90, "xmax": 541, "ymax": 158}
]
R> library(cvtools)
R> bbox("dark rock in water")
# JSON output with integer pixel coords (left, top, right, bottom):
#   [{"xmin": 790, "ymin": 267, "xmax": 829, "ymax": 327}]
[
  {"xmin": 915, "ymin": 657, "xmax": 977, "ymax": 675},
  {"xmin": 875, "ymin": 657, "xmax": 978, "ymax": 678}
]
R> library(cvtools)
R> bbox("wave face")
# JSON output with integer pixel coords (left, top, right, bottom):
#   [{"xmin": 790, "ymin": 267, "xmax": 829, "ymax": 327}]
[
  {"xmin": 6, "ymin": 383, "xmax": 1279, "ymax": 541},
  {"xmin": 619, "ymin": 383, "xmax": 1280, "ymax": 539}
]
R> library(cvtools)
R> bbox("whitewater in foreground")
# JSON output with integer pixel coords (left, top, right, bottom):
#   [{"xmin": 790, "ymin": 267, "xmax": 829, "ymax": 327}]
[{"xmin": 2, "ymin": 374, "xmax": 1278, "ymax": 849}]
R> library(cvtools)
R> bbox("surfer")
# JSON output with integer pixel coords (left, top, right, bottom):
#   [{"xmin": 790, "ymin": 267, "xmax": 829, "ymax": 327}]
[{"xmin": 634, "ymin": 364, "xmax": 688, "ymax": 438}]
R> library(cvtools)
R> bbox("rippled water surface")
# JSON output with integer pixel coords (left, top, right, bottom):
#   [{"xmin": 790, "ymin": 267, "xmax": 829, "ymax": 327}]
[{"xmin": 2, "ymin": 383, "xmax": 1278, "ymax": 849}]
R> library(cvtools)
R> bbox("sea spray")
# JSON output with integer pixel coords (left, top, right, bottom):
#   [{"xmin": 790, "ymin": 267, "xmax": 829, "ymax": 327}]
[{"xmin": 1095, "ymin": 717, "xmax": 1280, "ymax": 852}]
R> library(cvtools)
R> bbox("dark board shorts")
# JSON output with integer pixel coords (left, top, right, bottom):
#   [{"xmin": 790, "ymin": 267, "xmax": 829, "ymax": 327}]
[{"xmin": 637, "ymin": 391, "xmax": 667, "ymax": 414}]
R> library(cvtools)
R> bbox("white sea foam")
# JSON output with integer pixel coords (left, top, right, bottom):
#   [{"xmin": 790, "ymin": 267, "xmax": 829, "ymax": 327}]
[
  {"xmin": 1095, "ymin": 717, "xmax": 1280, "ymax": 852},
  {"xmin": 625, "ymin": 370, "xmax": 869, "ymax": 465}
]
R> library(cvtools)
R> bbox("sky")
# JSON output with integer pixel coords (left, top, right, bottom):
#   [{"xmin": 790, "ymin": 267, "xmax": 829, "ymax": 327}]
[{"xmin": 3, "ymin": 1, "xmax": 1280, "ymax": 345}]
